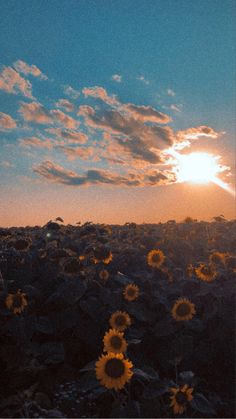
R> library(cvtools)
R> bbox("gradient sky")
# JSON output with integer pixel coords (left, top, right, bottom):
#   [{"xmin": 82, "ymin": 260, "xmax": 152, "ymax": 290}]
[{"xmin": 0, "ymin": 0, "xmax": 235, "ymax": 226}]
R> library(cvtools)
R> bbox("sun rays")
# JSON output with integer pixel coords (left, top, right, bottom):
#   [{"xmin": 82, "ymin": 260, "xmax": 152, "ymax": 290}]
[{"xmin": 164, "ymin": 149, "xmax": 235, "ymax": 197}]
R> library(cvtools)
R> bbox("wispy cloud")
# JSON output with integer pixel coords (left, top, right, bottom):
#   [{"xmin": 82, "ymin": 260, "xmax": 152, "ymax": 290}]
[
  {"xmin": 0, "ymin": 112, "xmax": 17, "ymax": 130},
  {"xmin": 170, "ymin": 104, "xmax": 182, "ymax": 113},
  {"xmin": 50, "ymin": 109, "xmax": 79, "ymax": 129},
  {"xmin": 19, "ymin": 102, "xmax": 79, "ymax": 129},
  {"xmin": 46, "ymin": 128, "xmax": 88, "ymax": 144},
  {"xmin": 55, "ymin": 99, "xmax": 74, "ymax": 112},
  {"xmin": 82, "ymin": 86, "xmax": 119, "ymax": 106},
  {"xmin": 13, "ymin": 60, "xmax": 47, "ymax": 80},
  {"xmin": 177, "ymin": 125, "xmax": 220, "ymax": 141},
  {"xmin": 0, "ymin": 66, "xmax": 33, "ymax": 98},
  {"xmin": 19, "ymin": 136, "xmax": 54, "ymax": 150},
  {"xmin": 167, "ymin": 88, "xmax": 175, "ymax": 96},
  {"xmin": 136, "ymin": 75, "xmax": 149, "ymax": 85},
  {"xmin": 63, "ymin": 85, "xmax": 80, "ymax": 99},
  {"xmin": 19, "ymin": 102, "xmax": 53, "ymax": 124},
  {"xmin": 111, "ymin": 74, "xmax": 122, "ymax": 83},
  {"xmin": 0, "ymin": 160, "xmax": 14, "ymax": 168}
]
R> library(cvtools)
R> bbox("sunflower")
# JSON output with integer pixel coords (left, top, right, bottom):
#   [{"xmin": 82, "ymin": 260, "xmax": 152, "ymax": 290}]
[
  {"xmin": 93, "ymin": 246, "xmax": 113, "ymax": 264},
  {"xmin": 147, "ymin": 249, "xmax": 165, "ymax": 268},
  {"xmin": 109, "ymin": 310, "xmax": 131, "ymax": 331},
  {"xmin": 95, "ymin": 352, "xmax": 133, "ymax": 390},
  {"xmin": 195, "ymin": 263, "xmax": 217, "ymax": 282},
  {"xmin": 171, "ymin": 298, "xmax": 196, "ymax": 321},
  {"xmin": 169, "ymin": 384, "xmax": 193, "ymax": 415},
  {"xmin": 186, "ymin": 264, "xmax": 194, "ymax": 277},
  {"xmin": 123, "ymin": 283, "xmax": 139, "ymax": 301},
  {"xmin": 225, "ymin": 255, "xmax": 236, "ymax": 272},
  {"xmin": 103, "ymin": 329, "xmax": 127, "ymax": 354},
  {"xmin": 62, "ymin": 257, "xmax": 81, "ymax": 276},
  {"xmin": 5, "ymin": 289, "xmax": 27, "ymax": 315},
  {"xmin": 209, "ymin": 252, "xmax": 227, "ymax": 266},
  {"xmin": 99, "ymin": 269, "xmax": 110, "ymax": 282},
  {"xmin": 11, "ymin": 237, "xmax": 31, "ymax": 251}
]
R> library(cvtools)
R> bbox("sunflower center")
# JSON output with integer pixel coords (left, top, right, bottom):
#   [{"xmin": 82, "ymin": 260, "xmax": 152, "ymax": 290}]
[
  {"xmin": 175, "ymin": 391, "xmax": 188, "ymax": 405},
  {"xmin": 105, "ymin": 358, "xmax": 125, "ymax": 378},
  {"xmin": 152, "ymin": 254, "xmax": 161, "ymax": 262},
  {"xmin": 127, "ymin": 288, "xmax": 135, "ymax": 297},
  {"xmin": 13, "ymin": 295, "xmax": 23, "ymax": 308},
  {"xmin": 115, "ymin": 315, "xmax": 126, "ymax": 326},
  {"xmin": 176, "ymin": 303, "xmax": 191, "ymax": 317},
  {"xmin": 201, "ymin": 266, "xmax": 210, "ymax": 275},
  {"xmin": 110, "ymin": 335, "xmax": 122, "ymax": 350}
]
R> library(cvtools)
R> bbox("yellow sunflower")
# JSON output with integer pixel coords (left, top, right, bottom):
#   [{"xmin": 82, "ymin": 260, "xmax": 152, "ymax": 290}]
[
  {"xmin": 5, "ymin": 289, "xmax": 27, "ymax": 315},
  {"xmin": 171, "ymin": 298, "xmax": 196, "ymax": 321},
  {"xmin": 195, "ymin": 263, "xmax": 217, "ymax": 282},
  {"xmin": 95, "ymin": 352, "xmax": 133, "ymax": 390},
  {"xmin": 169, "ymin": 384, "xmax": 193, "ymax": 415},
  {"xmin": 103, "ymin": 329, "xmax": 127, "ymax": 354},
  {"xmin": 109, "ymin": 310, "xmax": 131, "ymax": 331},
  {"xmin": 209, "ymin": 252, "xmax": 227, "ymax": 266},
  {"xmin": 99, "ymin": 269, "xmax": 110, "ymax": 282},
  {"xmin": 123, "ymin": 283, "xmax": 139, "ymax": 301},
  {"xmin": 93, "ymin": 246, "xmax": 113, "ymax": 265},
  {"xmin": 147, "ymin": 249, "xmax": 165, "ymax": 268}
]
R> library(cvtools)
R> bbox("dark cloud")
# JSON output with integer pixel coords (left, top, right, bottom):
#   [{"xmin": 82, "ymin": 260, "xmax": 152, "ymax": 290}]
[
  {"xmin": 125, "ymin": 104, "xmax": 171, "ymax": 123},
  {"xmin": 33, "ymin": 160, "xmax": 175, "ymax": 187},
  {"xmin": 83, "ymin": 109, "xmax": 174, "ymax": 163}
]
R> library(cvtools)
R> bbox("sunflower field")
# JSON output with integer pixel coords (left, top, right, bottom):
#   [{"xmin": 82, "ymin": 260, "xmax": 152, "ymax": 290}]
[{"xmin": 0, "ymin": 219, "xmax": 235, "ymax": 418}]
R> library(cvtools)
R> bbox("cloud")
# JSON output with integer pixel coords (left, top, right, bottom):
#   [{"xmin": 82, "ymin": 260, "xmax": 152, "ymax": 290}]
[
  {"xmin": 111, "ymin": 74, "xmax": 122, "ymax": 83},
  {"xmin": 57, "ymin": 146, "xmax": 94, "ymax": 161},
  {"xmin": 19, "ymin": 102, "xmax": 53, "ymax": 124},
  {"xmin": 77, "ymin": 105, "xmax": 95, "ymax": 117},
  {"xmin": 63, "ymin": 85, "xmax": 80, "ymax": 99},
  {"xmin": 46, "ymin": 128, "xmax": 88, "ymax": 144},
  {"xmin": 167, "ymin": 89, "xmax": 175, "ymax": 96},
  {"xmin": 82, "ymin": 86, "xmax": 119, "ymax": 106},
  {"xmin": 0, "ymin": 66, "xmax": 33, "ymax": 98},
  {"xmin": 125, "ymin": 104, "xmax": 171, "ymax": 123},
  {"xmin": 170, "ymin": 104, "xmax": 182, "ymax": 113},
  {"xmin": 82, "ymin": 108, "xmax": 174, "ymax": 163},
  {"xmin": 0, "ymin": 112, "xmax": 17, "ymax": 130},
  {"xmin": 50, "ymin": 110, "xmax": 79, "ymax": 129},
  {"xmin": 0, "ymin": 160, "xmax": 14, "ymax": 168},
  {"xmin": 55, "ymin": 99, "xmax": 74, "ymax": 112},
  {"xmin": 13, "ymin": 60, "xmax": 47, "ymax": 80},
  {"xmin": 177, "ymin": 125, "xmax": 220, "ymax": 141},
  {"xmin": 19, "ymin": 136, "xmax": 54, "ymax": 150},
  {"xmin": 136, "ymin": 75, "xmax": 149, "ymax": 85},
  {"xmin": 33, "ymin": 160, "xmax": 175, "ymax": 187},
  {"xmin": 19, "ymin": 102, "xmax": 79, "ymax": 128}
]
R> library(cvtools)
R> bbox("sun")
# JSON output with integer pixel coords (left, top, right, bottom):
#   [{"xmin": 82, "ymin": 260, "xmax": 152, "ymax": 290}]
[
  {"xmin": 163, "ymin": 148, "xmax": 234, "ymax": 196},
  {"xmin": 176, "ymin": 152, "xmax": 219, "ymax": 184}
]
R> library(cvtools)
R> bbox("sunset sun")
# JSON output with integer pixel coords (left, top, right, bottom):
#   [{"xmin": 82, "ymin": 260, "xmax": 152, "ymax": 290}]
[{"xmin": 176, "ymin": 152, "xmax": 220, "ymax": 184}]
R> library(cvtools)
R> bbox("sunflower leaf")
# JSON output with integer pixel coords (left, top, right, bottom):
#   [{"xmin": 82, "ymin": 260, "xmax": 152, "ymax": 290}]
[
  {"xmin": 79, "ymin": 360, "xmax": 96, "ymax": 373},
  {"xmin": 179, "ymin": 371, "xmax": 194, "ymax": 385},
  {"xmin": 190, "ymin": 393, "xmax": 216, "ymax": 415}
]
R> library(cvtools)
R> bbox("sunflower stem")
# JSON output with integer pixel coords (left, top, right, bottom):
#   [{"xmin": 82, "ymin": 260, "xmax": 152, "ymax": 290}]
[{"xmin": 175, "ymin": 360, "xmax": 178, "ymax": 384}]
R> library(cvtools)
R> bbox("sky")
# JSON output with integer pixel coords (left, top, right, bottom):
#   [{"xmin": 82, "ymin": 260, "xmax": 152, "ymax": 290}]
[{"xmin": 0, "ymin": 0, "xmax": 235, "ymax": 226}]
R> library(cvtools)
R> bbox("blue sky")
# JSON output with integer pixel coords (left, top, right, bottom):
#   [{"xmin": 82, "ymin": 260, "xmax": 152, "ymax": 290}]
[{"xmin": 0, "ymin": 0, "xmax": 235, "ymax": 225}]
